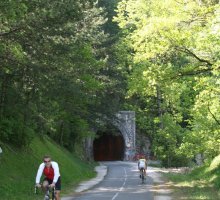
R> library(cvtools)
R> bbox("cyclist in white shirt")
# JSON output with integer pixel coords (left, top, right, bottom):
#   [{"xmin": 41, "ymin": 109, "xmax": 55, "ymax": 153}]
[
  {"xmin": 35, "ymin": 155, "xmax": 61, "ymax": 200},
  {"xmin": 138, "ymin": 156, "xmax": 147, "ymax": 177}
]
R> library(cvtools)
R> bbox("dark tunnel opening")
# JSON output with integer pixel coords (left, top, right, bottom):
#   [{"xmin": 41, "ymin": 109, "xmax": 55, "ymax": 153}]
[{"xmin": 93, "ymin": 131, "xmax": 125, "ymax": 161}]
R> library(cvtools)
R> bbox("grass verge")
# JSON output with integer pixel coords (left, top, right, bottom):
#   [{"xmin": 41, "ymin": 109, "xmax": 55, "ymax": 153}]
[
  {"xmin": 0, "ymin": 136, "xmax": 96, "ymax": 200},
  {"xmin": 162, "ymin": 165, "xmax": 220, "ymax": 200}
]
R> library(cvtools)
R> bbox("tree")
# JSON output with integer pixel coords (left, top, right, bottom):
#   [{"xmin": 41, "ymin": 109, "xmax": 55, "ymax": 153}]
[
  {"xmin": 114, "ymin": 0, "xmax": 220, "ymax": 166},
  {"xmin": 0, "ymin": 0, "xmax": 111, "ymax": 149}
]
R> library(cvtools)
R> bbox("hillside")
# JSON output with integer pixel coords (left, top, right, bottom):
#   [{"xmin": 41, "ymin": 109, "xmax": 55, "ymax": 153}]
[{"xmin": 0, "ymin": 137, "xmax": 96, "ymax": 200}]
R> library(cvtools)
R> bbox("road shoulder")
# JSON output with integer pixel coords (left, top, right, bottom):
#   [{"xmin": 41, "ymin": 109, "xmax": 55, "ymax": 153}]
[
  {"xmin": 61, "ymin": 164, "xmax": 107, "ymax": 200},
  {"xmin": 149, "ymin": 167, "xmax": 173, "ymax": 200}
]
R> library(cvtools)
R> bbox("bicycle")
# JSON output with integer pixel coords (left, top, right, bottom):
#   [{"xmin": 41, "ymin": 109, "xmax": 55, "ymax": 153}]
[
  {"xmin": 35, "ymin": 184, "xmax": 56, "ymax": 200},
  {"xmin": 140, "ymin": 168, "xmax": 146, "ymax": 184}
]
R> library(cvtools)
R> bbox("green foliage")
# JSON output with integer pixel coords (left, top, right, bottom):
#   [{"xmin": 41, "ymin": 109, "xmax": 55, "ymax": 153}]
[
  {"xmin": 0, "ymin": 117, "xmax": 34, "ymax": 147},
  {"xmin": 153, "ymin": 114, "xmax": 190, "ymax": 167},
  {"xmin": 209, "ymin": 154, "xmax": 220, "ymax": 172},
  {"xmin": 114, "ymin": 0, "xmax": 220, "ymax": 166},
  {"xmin": 0, "ymin": 0, "xmax": 126, "ymax": 150},
  {"xmin": 208, "ymin": 155, "xmax": 220, "ymax": 188},
  {"xmin": 1, "ymin": 0, "xmax": 220, "ymax": 170}
]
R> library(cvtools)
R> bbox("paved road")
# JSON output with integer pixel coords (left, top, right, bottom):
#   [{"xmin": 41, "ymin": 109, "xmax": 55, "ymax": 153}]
[{"xmin": 63, "ymin": 161, "xmax": 172, "ymax": 200}]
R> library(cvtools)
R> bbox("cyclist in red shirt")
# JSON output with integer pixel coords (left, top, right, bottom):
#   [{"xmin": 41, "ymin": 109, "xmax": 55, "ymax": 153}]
[{"xmin": 35, "ymin": 155, "xmax": 61, "ymax": 200}]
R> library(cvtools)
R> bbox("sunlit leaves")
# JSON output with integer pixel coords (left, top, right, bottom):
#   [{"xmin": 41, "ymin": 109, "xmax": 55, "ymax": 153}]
[{"xmin": 114, "ymin": 0, "xmax": 220, "ymax": 165}]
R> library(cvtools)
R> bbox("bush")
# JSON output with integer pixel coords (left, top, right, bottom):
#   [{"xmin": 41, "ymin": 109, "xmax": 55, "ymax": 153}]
[
  {"xmin": 209, "ymin": 154, "xmax": 220, "ymax": 172},
  {"xmin": 209, "ymin": 155, "xmax": 220, "ymax": 189},
  {"xmin": 160, "ymin": 154, "xmax": 191, "ymax": 167},
  {"xmin": 0, "ymin": 117, "xmax": 34, "ymax": 147}
]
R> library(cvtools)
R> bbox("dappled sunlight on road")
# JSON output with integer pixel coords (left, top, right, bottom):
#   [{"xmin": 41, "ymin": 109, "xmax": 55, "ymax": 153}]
[
  {"xmin": 150, "ymin": 182, "xmax": 173, "ymax": 200},
  {"xmin": 148, "ymin": 167, "xmax": 173, "ymax": 200}
]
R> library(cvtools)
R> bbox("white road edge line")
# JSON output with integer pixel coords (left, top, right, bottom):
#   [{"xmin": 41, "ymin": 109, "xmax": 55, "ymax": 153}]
[{"xmin": 112, "ymin": 167, "xmax": 127, "ymax": 200}]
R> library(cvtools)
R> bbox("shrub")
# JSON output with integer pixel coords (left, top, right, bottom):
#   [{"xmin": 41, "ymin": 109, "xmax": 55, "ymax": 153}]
[
  {"xmin": 209, "ymin": 155, "xmax": 220, "ymax": 189},
  {"xmin": 0, "ymin": 117, "xmax": 34, "ymax": 147},
  {"xmin": 209, "ymin": 154, "xmax": 220, "ymax": 172}
]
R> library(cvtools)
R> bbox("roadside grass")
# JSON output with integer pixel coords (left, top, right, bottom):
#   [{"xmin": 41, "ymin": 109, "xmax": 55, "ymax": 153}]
[
  {"xmin": 0, "ymin": 136, "xmax": 96, "ymax": 200},
  {"xmin": 162, "ymin": 164, "xmax": 220, "ymax": 200}
]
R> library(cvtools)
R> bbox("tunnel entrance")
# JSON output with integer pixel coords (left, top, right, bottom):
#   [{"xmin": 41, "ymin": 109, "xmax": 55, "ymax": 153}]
[{"xmin": 93, "ymin": 130, "xmax": 125, "ymax": 161}]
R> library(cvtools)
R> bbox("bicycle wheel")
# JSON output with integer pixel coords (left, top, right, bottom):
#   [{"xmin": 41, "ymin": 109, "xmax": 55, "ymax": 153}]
[
  {"xmin": 44, "ymin": 188, "xmax": 50, "ymax": 200},
  {"xmin": 142, "ymin": 174, "xmax": 144, "ymax": 183},
  {"xmin": 44, "ymin": 195, "xmax": 50, "ymax": 200},
  {"xmin": 51, "ymin": 188, "xmax": 55, "ymax": 200}
]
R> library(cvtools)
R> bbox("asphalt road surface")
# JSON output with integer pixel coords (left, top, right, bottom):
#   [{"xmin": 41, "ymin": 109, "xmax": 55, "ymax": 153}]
[{"xmin": 65, "ymin": 161, "xmax": 171, "ymax": 200}]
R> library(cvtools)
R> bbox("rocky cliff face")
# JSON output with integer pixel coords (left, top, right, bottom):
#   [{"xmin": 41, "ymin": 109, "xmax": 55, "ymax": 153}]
[{"xmin": 136, "ymin": 133, "xmax": 151, "ymax": 159}]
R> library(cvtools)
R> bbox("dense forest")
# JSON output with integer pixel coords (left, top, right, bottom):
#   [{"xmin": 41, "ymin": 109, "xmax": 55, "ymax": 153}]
[
  {"xmin": 0, "ymin": 0, "xmax": 125, "ymax": 149},
  {"xmin": 0, "ymin": 0, "xmax": 219, "ymax": 167}
]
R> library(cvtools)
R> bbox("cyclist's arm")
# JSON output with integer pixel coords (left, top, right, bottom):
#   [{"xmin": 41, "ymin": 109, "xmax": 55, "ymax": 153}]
[
  {"xmin": 51, "ymin": 162, "xmax": 60, "ymax": 183},
  {"xmin": 35, "ymin": 163, "xmax": 44, "ymax": 184}
]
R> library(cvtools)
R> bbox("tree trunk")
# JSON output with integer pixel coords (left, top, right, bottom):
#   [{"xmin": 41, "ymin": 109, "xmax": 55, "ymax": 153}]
[
  {"xmin": 59, "ymin": 120, "xmax": 64, "ymax": 146},
  {"xmin": 0, "ymin": 75, "xmax": 9, "ymax": 119},
  {"xmin": 156, "ymin": 85, "xmax": 164, "ymax": 129}
]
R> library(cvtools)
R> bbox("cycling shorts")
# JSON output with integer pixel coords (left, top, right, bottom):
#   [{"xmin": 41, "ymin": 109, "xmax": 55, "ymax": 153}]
[{"xmin": 44, "ymin": 176, "xmax": 61, "ymax": 191}]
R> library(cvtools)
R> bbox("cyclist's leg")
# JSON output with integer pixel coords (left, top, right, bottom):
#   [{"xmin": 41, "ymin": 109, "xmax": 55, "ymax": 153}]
[
  {"xmin": 54, "ymin": 177, "xmax": 61, "ymax": 200},
  {"xmin": 55, "ymin": 190, "xmax": 60, "ymax": 200},
  {"xmin": 42, "ymin": 178, "xmax": 53, "ymax": 199},
  {"xmin": 42, "ymin": 179, "xmax": 49, "ymax": 193},
  {"xmin": 144, "ymin": 168, "xmax": 146, "ymax": 176},
  {"xmin": 140, "ymin": 168, "xmax": 144, "ymax": 177},
  {"xmin": 139, "ymin": 167, "xmax": 142, "ymax": 178},
  {"xmin": 140, "ymin": 168, "xmax": 145, "ymax": 183}
]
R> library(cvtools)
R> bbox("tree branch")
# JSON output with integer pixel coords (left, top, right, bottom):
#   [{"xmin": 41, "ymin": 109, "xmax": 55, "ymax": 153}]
[
  {"xmin": 207, "ymin": 95, "xmax": 220, "ymax": 126},
  {"xmin": 179, "ymin": 68, "xmax": 211, "ymax": 76},
  {"xmin": 207, "ymin": 105, "xmax": 220, "ymax": 125},
  {"xmin": 177, "ymin": 46, "xmax": 213, "ymax": 66},
  {"xmin": 0, "ymin": 27, "xmax": 21, "ymax": 37}
]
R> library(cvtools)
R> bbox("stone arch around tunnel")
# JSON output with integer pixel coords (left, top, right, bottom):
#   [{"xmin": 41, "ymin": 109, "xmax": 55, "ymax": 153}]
[
  {"xmin": 115, "ymin": 111, "xmax": 136, "ymax": 160},
  {"xmin": 84, "ymin": 111, "xmax": 136, "ymax": 161}
]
